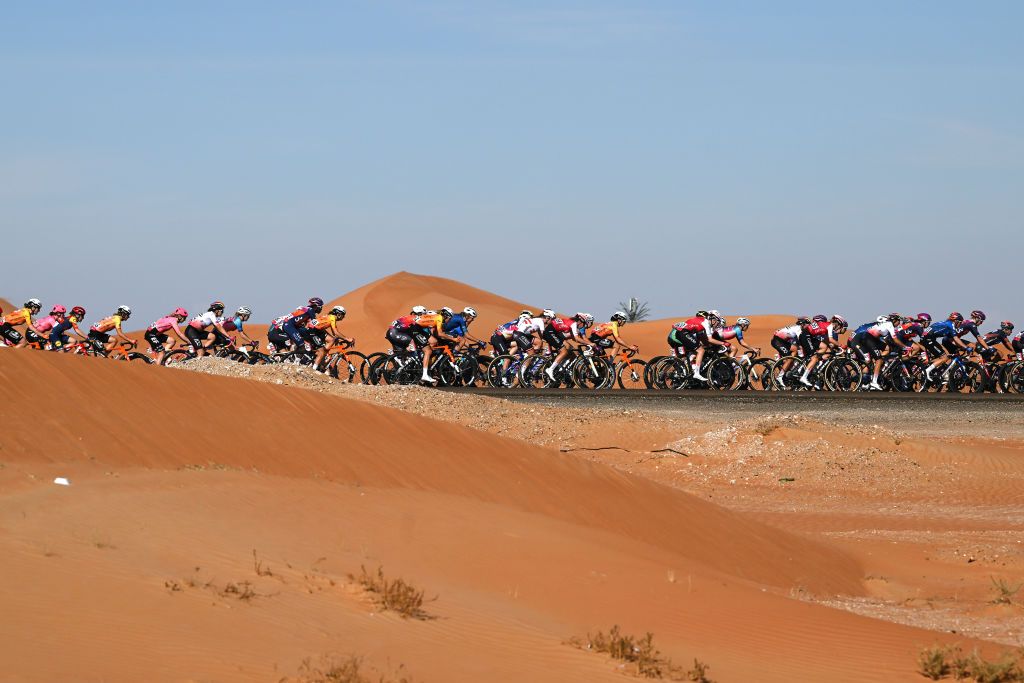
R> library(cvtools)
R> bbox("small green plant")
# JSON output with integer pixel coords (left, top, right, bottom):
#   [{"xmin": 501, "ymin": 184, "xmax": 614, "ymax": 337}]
[
  {"xmin": 918, "ymin": 645, "xmax": 950, "ymax": 680},
  {"xmin": 990, "ymin": 577, "xmax": 1023, "ymax": 605},
  {"xmin": 351, "ymin": 565, "xmax": 433, "ymax": 620}
]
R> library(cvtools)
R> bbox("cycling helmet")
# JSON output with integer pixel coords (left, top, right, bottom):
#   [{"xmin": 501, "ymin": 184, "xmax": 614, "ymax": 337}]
[
  {"xmin": 411, "ymin": 305, "xmax": 427, "ymax": 315},
  {"xmin": 709, "ymin": 309, "xmax": 721, "ymax": 318},
  {"xmin": 236, "ymin": 306, "xmax": 251, "ymax": 317},
  {"xmin": 173, "ymin": 307, "xmax": 188, "ymax": 319},
  {"xmin": 948, "ymin": 311, "xmax": 963, "ymax": 323},
  {"xmin": 696, "ymin": 310, "xmax": 710, "ymax": 319},
  {"xmin": 71, "ymin": 306, "xmax": 86, "ymax": 318},
  {"xmin": 576, "ymin": 312, "xmax": 594, "ymax": 325},
  {"xmin": 25, "ymin": 298, "xmax": 42, "ymax": 311},
  {"xmin": 541, "ymin": 308, "xmax": 556, "ymax": 319},
  {"xmin": 831, "ymin": 315, "xmax": 847, "ymax": 327},
  {"xmin": 520, "ymin": 309, "xmax": 533, "ymax": 317},
  {"xmin": 888, "ymin": 313, "xmax": 902, "ymax": 323},
  {"xmin": 208, "ymin": 301, "xmax": 225, "ymax": 311},
  {"xmin": 796, "ymin": 316, "xmax": 810, "ymax": 325},
  {"xmin": 117, "ymin": 305, "xmax": 132, "ymax": 318},
  {"xmin": 736, "ymin": 317, "xmax": 751, "ymax": 328},
  {"xmin": 1001, "ymin": 320, "xmax": 1014, "ymax": 331},
  {"xmin": 463, "ymin": 306, "xmax": 477, "ymax": 318},
  {"xmin": 876, "ymin": 315, "xmax": 888, "ymax": 324},
  {"xmin": 971, "ymin": 309, "xmax": 986, "ymax": 322},
  {"xmin": 812, "ymin": 314, "xmax": 828, "ymax": 323},
  {"xmin": 426, "ymin": 309, "xmax": 437, "ymax": 315},
  {"xmin": 308, "ymin": 297, "xmax": 324, "ymax": 308},
  {"xmin": 51, "ymin": 304, "xmax": 67, "ymax": 315},
  {"xmin": 610, "ymin": 311, "xmax": 628, "ymax": 323},
  {"xmin": 330, "ymin": 305, "xmax": 346, "ymax": 316},
  {"xmin": 440, "ymin": 306, "xmax": 454, "ymax": 316},
  {"xmin": 917, "ymin": 313, "xmax": 932, "ymax": 324}
]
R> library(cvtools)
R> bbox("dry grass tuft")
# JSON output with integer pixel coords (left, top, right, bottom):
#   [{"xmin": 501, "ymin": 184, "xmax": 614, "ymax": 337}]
[
  {"xmin": 350, "ymin": 565, "xmax": 434, "ymax": 620},
  {"xmin": 916, "ymin": 645, "xmax": 1024, "ymax": 682},
  {"xmin": 253, "ymin": 549, "xmax": 274, "ymax": 577},
  {"xmin": 283, "ymin": 654, "xmax": 414, "ymax": 683},
  {"xmin": 990, "ymin": 577, "xmax": 1023, "ymax": 605},
  {"xmin": 570, "ymin": 625, "xmax": 710, "ymax": 681}
]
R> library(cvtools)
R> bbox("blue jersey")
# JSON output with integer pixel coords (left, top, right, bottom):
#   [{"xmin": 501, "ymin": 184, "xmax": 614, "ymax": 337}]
[
  {"xmin": 924, "ymin": 320, "xmax": 958, "ymax": 338},
  {"xmin": 854, "ymin": 322, "xmax": 874, "ymax": 336},
  {"xmin": 444, "ymin": 314, "xmax": 468, "ymax": 337}
]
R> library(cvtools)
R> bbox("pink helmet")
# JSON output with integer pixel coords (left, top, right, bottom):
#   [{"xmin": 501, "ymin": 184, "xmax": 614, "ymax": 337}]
[
  {"xmin": 51, "ymin": 304, "xmax": 67, "ymax": 315},
  {"xmin": 173, "ymin": 307, "xmax": 188, "ymax": 318}
]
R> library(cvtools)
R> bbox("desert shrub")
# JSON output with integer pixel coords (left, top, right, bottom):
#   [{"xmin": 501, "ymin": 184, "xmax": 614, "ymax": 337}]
[
  {"xmin": 351, "ymin": 565, "xmax": 433, "ymax": 620},
  {"xmin": 918, "ymin": 645, "xmax": 951, "ymax": 680},
  {"xmin": 990, "ymin": 577, "xmax": 1023, "ymax": 605},
  {"xmin": 573, "ymin": 625, "xmax": 710, "ymax": 681}
]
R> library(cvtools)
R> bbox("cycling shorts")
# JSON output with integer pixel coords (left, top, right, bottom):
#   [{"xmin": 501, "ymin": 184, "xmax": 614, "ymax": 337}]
[
  {"xmin": 88, "ymin": 329, "xmax": 110, "ymax": 344},
  {"xmin": 771, "ymin": 336, "xmax": 793, "ymax": 358},
  {"xmin": 145, "ymin": 328, "xmax": 169, "ymax": 352},
  {"xmin": 542, "ymin": 327, "xmax": 566, "ymax": 351},
  {"xmin": 386, "ymin": 327, "xmax": 414, "ymax": 353}
]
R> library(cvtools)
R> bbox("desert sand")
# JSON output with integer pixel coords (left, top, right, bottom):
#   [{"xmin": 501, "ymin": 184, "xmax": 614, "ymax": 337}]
[{"xmin": 2, "ymin": 275, "xmax": 1022, "ymax": 682}]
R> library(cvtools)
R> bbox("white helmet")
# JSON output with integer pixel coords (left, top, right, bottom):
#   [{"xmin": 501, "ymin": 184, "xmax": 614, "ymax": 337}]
[
  {"xmin": 411, "ymin": 305, "xmax": 426, "ymax": 315},
  {"xmin": 463, "ymin": 307, "xmax": 477, "ymax": 318},
  {"xmin": 541, "ymin": 308, "xmax": 555, "ymax": 319},
  {"xmin": 520, "ymin": 309, "xmax": 532, "ymax": 317},
  {"xmin": 577, "ymin": 312, "xmax": 594, "ymax": 325},
  {"xmin": 117, "ymin": 305, "xmax": 132, "ymax": 318},
  {"xmin": 736, "ymin": 317, "xmax": 750, "ymax": 328},
  {"xmin": 440, "ymin": 306, "xmax": 453, "ymax": 316},
  {"xmin": 876, "ymin": 315, "xmax": 888, "ymax": 324},
  {"xmin": 426, "ymin": 309, "xmax": 437, "ymax": 315},
  {"xmin": 330, "ymin": 305, "xmax": 346, "ymax": 316},
  {"xmin": 25, "ymin": 298, "xmax": 42, "ymax": 310},
  {"xmin": 610, "ymin": 311, "xmax": 628, "ymax": 323},
  {"xmin": 709, "ymin": 309, "xmax": 720, "ymax": 317},
  {"xmin": 236, "ymin": 306, "xmax": 252, "ymax": 317}
]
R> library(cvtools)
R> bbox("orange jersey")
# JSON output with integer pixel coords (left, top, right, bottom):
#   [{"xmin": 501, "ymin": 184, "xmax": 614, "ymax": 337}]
[
  {"xmin": 1, "ymin": 307, "xmax": 32, "ymax": 327},
  {"xmin": 413, "ymin": 313, "xmax": 443, "ymax": 334},
  {"xmin": 590, "ymin": 321, "xmax": 619, "ymax": 338},
  {"xmin": 91, "ymin": 314, "xmax": 123, "ymax": 333},
  {"xmin": 308, "ymin": 313, "xmax": 338, "ymax": 331}
]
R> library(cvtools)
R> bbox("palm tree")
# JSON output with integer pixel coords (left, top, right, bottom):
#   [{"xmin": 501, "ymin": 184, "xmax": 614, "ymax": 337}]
[{"xmin": 617, "ymin": 297, "xmax": 651, "ymax": 322}]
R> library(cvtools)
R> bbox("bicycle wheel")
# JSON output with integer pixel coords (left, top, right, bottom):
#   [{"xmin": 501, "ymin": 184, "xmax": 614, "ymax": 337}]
[
  {"xmin": 769, "ymin": 357, "xmax": 805, "ymax": 390},
  {"xmin": 518, "ymin": 355, "xmax": 551, "ymax": 389},
  {"xmin": 381, "ymin": 356, "xmax": 419, "ymax": 385},
  {"xmin": 616, "ymin": 359, "xmax": 647, "ymax": 390},
  {"xmin": 124, "ymin": 352, "xmax": 153, "ymax": 364},
  {"xmin": 745, "ymin": 359, "xmax": 773, "ymax": 391},
  {"xmin": 660, "ymin": 357, "xmax": 693, "ymax": 390},
  {"xmin": 643, "ymin": 355, "xmax": 669, "ymax": 389},
  {"xmin": 706, "ymin": 357, "xmax": 741, "ymax": 390},
  {"xmin": 162, "ymin": 349, "xmax": 193, "ymax": 367},
  {"xmin": 332, "ymin": 351, "xmax": 367, "ymax": 383},
  {"xmin": 486, "ymin": 355, "xmax": 519, "ymax": 388},
  {"xmin": 1006, "ymin": 362, "xmax": 1024, "ymax": 393},
  {"xmin": 886, "ymin": 359, "xmax": 922, "ymax": 392},
  {"xmin": 826, "ymin": 357, "xmax": 863, "ymax": 392},
  {"xmin": 452, "ymin": 353, "xmax": 480, "ymax": 386},
  {"xmin": 573, "ymin": 355, "xmax": 612, "ymax": 389}
]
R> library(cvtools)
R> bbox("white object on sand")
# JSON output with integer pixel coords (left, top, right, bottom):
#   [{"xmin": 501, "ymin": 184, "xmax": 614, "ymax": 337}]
[{"xmin": 53, "ymin": 477, "xmax": 71, "ymax": 486}]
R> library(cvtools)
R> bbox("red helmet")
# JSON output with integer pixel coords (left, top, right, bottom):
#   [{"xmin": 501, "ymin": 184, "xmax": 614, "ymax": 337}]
[
  {"xmin": 51, "ymin": 304, "xmax": 67, "ymax": 315},
  {"xmin": 916, "ymin": 312, "xmax": 932, "ymax": 324},
  {"xmin": 1001, "ymin": 320, "xmax": 1015, "ymax": 331},
  {"xmin": 71, "ymin": 306, "xmax": 86, "ymax": 317},
  {"xmin": 173, "ymin": 307, "xmax": 188, "ymax": 318},
  {"xmin": 948, "ymin": 312, "xmax": 963, "ymax": 323}
]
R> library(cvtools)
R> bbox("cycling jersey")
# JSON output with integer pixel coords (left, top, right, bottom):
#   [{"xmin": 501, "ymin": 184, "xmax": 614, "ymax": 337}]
[
  {"xmin": 189, "ymin": 311, "xmax": 220, "ymax": 330},
  {"xmin": 269, "ymin": 315, "xmax": 288, "ymax": 330},
  {"xmin": 923, "ymin": 320, "xmax": 958, "ymax": 338},
  {"xmin": 221, "ymin": 315, "xmax": 245, "ymax": 333},
  {"xmin": 803, "ymin": 321, "xmax": 834, "ymax": 338},
  {"xmin": 494, "ymin": 319, "xmax": 521, "ymax": 339},
  {"xmin": 32, "ymin": 315, "xmax": 61, "ymax": 333},
  {"xmin": 774, "ymin": 324, "xmax": 802, "ymax": 341},
  {"xmin": 287, "ymin": 306, "xmax": 317, "ymax": 326},
  {"xmin": 955, "ymin": 320, "xmax": 983, "ymax": 341},
  {"xmin": 590, "ymin": 321, "xmax": 619, "ymax": 339},
  {"xmin": 714, "ymin": 324, "xmax": 745, "ymax": 342},
  {"xmin": 91, "ymin": 314, "xmax": 123, "ymax": 333},
  {"xmin": 867, "ymin": 321, "xmax": 897, "ymax": 340},
  {"xmin": 391, "ymin": 314, "xmax": 416, "ymax": 331},
  {"xmin": 895, "ymin": 322, "xmax": 923, "ymax": 344},
  {"xmin": 150, "ymin": 316, "xmax": 183, "ymax": 334},
  {"xmin": 444, "ymin": 314, "xmax": 468, "ymax": 337},
  {"xmin": 517, "ymin": 317, "xmax": 546, "ymax": 335},
  {"xmin": 413, "ymin": 313, "xmax": 443, "ymax": 335},
  {"xmin": 49, "ymin": 317, "xmax": 83, "ymax": 346},
  {"xmin": 1, "ymin": 307, "xmax": 33, "ymax": 327},
  {"xmin": 549, "ymin": 316, "xmax": 580, "ymax": 337},
  {"xmin": 984, "ymin": 329, "xmax": 1010, "ymax": 346},
  {"xmin": 308, "ymin": 313, "xmax": 338, "ymax": 331},
  {"xmin": 680, "ymin": 316, "xmax": 712, "ymax": 335}
]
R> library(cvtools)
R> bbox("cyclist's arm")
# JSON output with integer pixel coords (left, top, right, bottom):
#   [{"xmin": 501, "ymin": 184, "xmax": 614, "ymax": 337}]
[
  {"xmin": 611, "ymin": 331, "xmax": 637, "ymax": 351},
  {"xmin": 113, "ymin": 322, "xmax": 134, "ymax": 345}
]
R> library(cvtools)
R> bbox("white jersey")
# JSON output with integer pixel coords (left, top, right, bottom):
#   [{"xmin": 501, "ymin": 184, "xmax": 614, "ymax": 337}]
[
  {"xmin": 189, "ymin": 311, "xmax": 219, "ymax": 329},
  {"xmin": 775, "ymin": 324, "xmax": 802, "ymax": 340},
  {"xmin": 517, "ymin": 317, "xmax": 546, "ymax": 335}
]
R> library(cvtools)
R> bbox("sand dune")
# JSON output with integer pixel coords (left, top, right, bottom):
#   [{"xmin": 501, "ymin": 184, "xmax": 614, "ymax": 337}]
[{"xmin": 0, "ymin": 350, "xmax": 992, "ymax": 681}]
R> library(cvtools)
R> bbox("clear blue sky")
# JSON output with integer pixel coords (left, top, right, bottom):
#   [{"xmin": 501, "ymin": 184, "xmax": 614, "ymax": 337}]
[{"xmin": 2, "ymin": 1, "xmax": 1021, "ymax": 327}]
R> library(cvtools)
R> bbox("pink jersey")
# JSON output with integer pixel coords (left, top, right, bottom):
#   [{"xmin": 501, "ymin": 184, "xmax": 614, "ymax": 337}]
[
  {"xmin": 33, "ymin": 315, "xmax": 59, "ymax": 333},
  {"xmin": 151, "ymin": 316, "xmax": 182, "ymax": 334}
]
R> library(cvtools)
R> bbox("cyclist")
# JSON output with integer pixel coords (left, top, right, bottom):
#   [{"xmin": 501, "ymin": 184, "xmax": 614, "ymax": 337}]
[
  {"xmin": 0, "ymin": 299, "xmax": 44, "ymax": 347},
  {"xmin": 858, "ymin": 314, "xmax": 909, "ymax": 390},
  {"xmin": 27, "ymin": 304, "xmax": 67, "ymax": 348},
  {"xmin": 490, "ymin": 311, "xmax": 534, "ymax": 358},
  {"xmin": 307, "ymin": 305, "xmax": 354, "ymax": 371},
  {"xmin": 144, "ymin": 308, "xmax": 190, "ymax": 365},
  {"xmin": 414, "ymin": 308, "xmax": 459, "ymax": 383},
  {"xmin": 797, "ymin": 315, "xmax": 846, "ymax": 387},
  {"xmin": 385, "ymin": 306, "xmax": 427, "ymax": 355},
  {"xmin": 713, "ymin": 317, "xmax": 760, "ymax": 361},
  {"xmin": 921, "ymin": 312, "xmax": 968, "ymax": 383},
  {"xmin": 893, "ymin": 315, "xmax": 926, "ymax": 357},
  {"xmin": 544, "ymin": 312, "xmax": 593, "ymax": 381},
  {"xmin": 279, "ymin": 297, "xmax": 324, "ymax": 352},
  {"xmin": 978, "ymin": 320, "xmax": 1015, "ymax": 363},
  {"xmin": 220, "ymin": 306, "xmax": 256, "ymax": 348},
  {"xmin": 955, "ymin": 310, "xmax": 991, "ymax": 356},
  {"xmin": 442, "ymin": 306, "xmax": 482, "ymax": 350},
  {"xmin": 50, "ymin": 306, "xmax": 89, "ymax": 350},
  {"xmin": 589, "ymin": 311, "xmax": 637, "ymax": 357},
  {"xmin": 517, "ymin": 309, "xmax": 554, "ymax": 352},
  {"xmin": 186, "ymin": 301, "xmax": 233, "ymax": 357},
  {"xmin": 89, "ymin": 305, "xmax": 134, "ymax": 354},
  {"xmin": 1013, "ymin": 327, "xmax": 1024, "ymax": 361}
]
